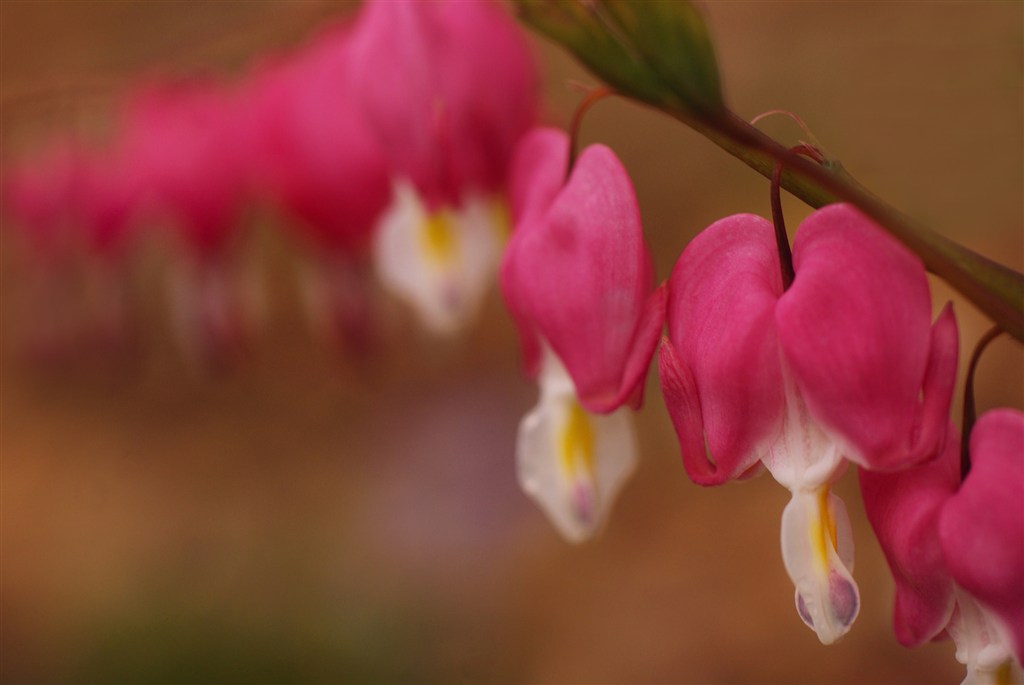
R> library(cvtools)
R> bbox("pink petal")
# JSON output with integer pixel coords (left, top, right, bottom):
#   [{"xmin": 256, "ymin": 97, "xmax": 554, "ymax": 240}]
[
  {"xmin": 621, "ymin": 283, "xmax": 668, "ymax": 410},
  {"xmin": 776, "ymin": 204, "xmax": 952, "ymax": 471},
  {"xmin": 75, "ymin": 149, "xmax": 141, "ymax": 256},
  {"xmin": 434, "ymin": 0, "xmax": 538, "ymax": 196},
  {"xmin": 347, "ymin": 1, "xmax": 449, "ymax": 206},
  {"xmin": 501, "ymin": 144, "xmax": 661, "ymax": 413},
  {"xmin": 913, "ymin": 303, "xmax": 960, "ymax": 462},
  {"xmin": 245, "ymin": 27, "xmax": 391, "ymax": 255},
  {"xmin": 500, "ymin": 127, "xmax": 569, "ymax": 376},
  {"xmin": 121, "ymin": 80, "xmax": 249, "ymax": 257},
  {"xmin": 939, "ymin": 409, "xmax": 1024, "ymax": 660},
  {"xmin": 347, "ymin": 0, "xmax": 537, "ymax": 209},
  {"xmin": 507, "ymin": 127, "xmax": 568, "ymax": 227},
  {"xmin": 659, "ymin": 214, "xmax": 785, "ymax": 485},
  {"xmin": 2, "ymin": 140, "xmax": 82, "ymax": 256},
  {"xmin": 859, "ymin": 426, "xmax": 960, "ymax": 647}
]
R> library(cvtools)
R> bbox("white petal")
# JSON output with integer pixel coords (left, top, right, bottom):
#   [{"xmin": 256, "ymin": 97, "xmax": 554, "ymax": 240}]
[
  {"xmin": 780, "ymin": 487, "xmax": 860, "ymax": 644},
  {"xmin": 516, "ymin": 352, "xmax": 637, "ymax": 543},
  {"xmin": 373, "ymin": 180, "xmax": 505, "ymax": 336},
  {"xmin": 948, "ymin": 588, "xmax": 1022, "ymax": 685},
  {"xmin": 763, "ymin": 369, "xmax": 844, "ymax": 491}
]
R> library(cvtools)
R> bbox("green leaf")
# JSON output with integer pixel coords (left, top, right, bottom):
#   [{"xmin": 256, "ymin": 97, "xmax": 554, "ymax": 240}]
[{"xmin": 514, "ymin": 0, "xmax": 724, "ymax": 118}]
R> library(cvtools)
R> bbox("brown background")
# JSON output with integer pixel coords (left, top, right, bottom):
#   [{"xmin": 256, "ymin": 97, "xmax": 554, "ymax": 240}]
[{"xmin": 2, "ymin": 1, "xmax": 1022, "ymax": 683}]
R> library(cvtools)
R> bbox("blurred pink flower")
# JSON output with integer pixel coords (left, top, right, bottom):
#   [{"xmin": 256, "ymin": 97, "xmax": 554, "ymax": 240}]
[
  {"xmin": 121, "ymin": 79, "xmax": 248, "ymax": 259},
  {"xmin": 861, "ymin": 409, "xmax": 1023, "ymax": 682},
  {"xmin": 2, "ymin": 139, "xmax": 81, "ymax": 258},
  {"xmin": 659, "ymin": 204, "xmax": 959, "ymax": 643},
  {"xmin": 75, "ymin": 148, "xmax": 141, "ymax": 258},
  {"xmin": 244, "ymin": 24, "xmax": 393, "ymax": 354},
  {"xmin": 500, "ymin": 127, "xmax": 665, "ymax": 542},
  {"xmin": 245, "ymin": 23, "xmax": 391, "ymax": 256},
  {"xmin": 120, "ymin": 79, "xmax": 253, "ymax": 369},
  {"xmin": 347, "ymin": 0, "xmax": 539, "ymax": 335},
  {"xmin": 347, "ymin": 0, "xmax": 537, "ymax": 208}
]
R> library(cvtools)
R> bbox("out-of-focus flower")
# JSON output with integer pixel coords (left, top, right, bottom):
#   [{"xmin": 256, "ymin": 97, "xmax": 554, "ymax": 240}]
[
  {"xmin": 121, "ymin": 79, "xmax": 253, "ymax": 369},
  {"xmin": 500, "ymin": 127, "xmax": 666, "ymax": 543},
  {"xmin": 2, "ymin": 138, "xmax": 81, "ymax": 258},
  {"xmin": 347, "ymin": 0, "xmax": 538, "ymax": 335},
  {"xmin": 245, "ymin": 24, "xmax": 392, "ymax": 354},
  {"xmin": 247, "ymin": 24, "xmax": 390, "ymax": 256},
  {"xmin": 659, "ymin": 204, "xmax": 959, "ymax": 643},
  {"xmin": 72, "ymin": 145, "xmax": 143, "ymax": 353},
  {"xmin": 123, "ymin": 80, "xmax": 248, "ymax": 258},
  {"xmin": 2, "ymin": 140, "xmax": 85, "ymax": 359},
  {"xmin": 861, "ymin": 410, "xmax": 1023, "ymax": 684},
  {"xmin": 74, "ymin": 147, "xmax": 140, "ymax": 259}
]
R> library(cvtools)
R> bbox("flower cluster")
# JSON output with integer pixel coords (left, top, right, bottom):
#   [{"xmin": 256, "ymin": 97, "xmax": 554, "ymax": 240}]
[
  {"xmin": 5, "ymin": 2, "xmax": 1020, "ymax": 681},
  {"xmin": 2, "ymin": 0, "xmax": 537, "ymax": 367},
  {"xmin": 500, "ymin": 127, "xmax": 1020, "ymax": 682}
]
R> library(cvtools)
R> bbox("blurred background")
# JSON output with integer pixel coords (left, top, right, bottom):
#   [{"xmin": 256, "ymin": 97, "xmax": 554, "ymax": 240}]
[{"xmin": 2, "ymin": 1, "xmax": 1021, "ymax": 683}]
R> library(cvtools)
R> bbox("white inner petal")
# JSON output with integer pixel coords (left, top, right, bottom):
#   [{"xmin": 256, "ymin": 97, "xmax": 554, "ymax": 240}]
[
  {"xmin": 780, "ymin": 487, "xmax": 860, "ymax": 645},
  {"xmin": 762, "ymin": 369, "xmax": 844, "ymax": 491},
  {"xmin": 516, "ymin": 349, "xmax": 638, "ymax": 543},
  {"xmin": 373, "ymin": 179, "xmax": 506, "ymax": 336},
  {"xmin": 948, "ymin": 587, "xmax": 1022, "ymax": 685}
]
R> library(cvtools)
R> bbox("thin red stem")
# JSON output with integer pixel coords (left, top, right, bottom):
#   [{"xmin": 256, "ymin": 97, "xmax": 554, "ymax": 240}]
[
  {"xmin": 960, "ymin": 325, "xmax": 1004, "ymax": 479},
  {"xmin": 770, "ymin": 144, "xmax": 825, "ymax": 290},
  {"xmin": 567, "ymin": 86, "xmax": 613, "ymax": 179}
]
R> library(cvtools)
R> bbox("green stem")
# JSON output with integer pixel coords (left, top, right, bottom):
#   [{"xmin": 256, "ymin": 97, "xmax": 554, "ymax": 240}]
[{"xmin": 681, "ymin": 109, "xmax": 1024, "ymax": 342}]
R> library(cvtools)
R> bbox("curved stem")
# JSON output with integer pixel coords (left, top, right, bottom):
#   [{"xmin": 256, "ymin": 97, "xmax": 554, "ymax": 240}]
[
  {"xmin": 678, "ymin": 109, "xmax": 1024, "ymax": 342},
  {"xmin": 769, "ymin": 161, "xmax": 794, "ymax": 290},
  {"xmin": 567, "ymin": 86, "xmax": 613, "ymax": 180},
  {"xmin": 960, "ymin": 326, "xmax": 1004, "ymax": 479}
]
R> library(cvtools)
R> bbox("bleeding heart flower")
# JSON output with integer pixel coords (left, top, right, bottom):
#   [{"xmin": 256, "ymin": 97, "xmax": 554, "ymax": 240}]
[
  {"xmin": 659, "ymin": 204, "xmax": 959, "ymax": 643},
  {"xmin": 121, "ymin": 79, "xmax": 254, "ymax": 370},
  {"xmin": 2, "ymin": 139, "xmax": 81, "ymax": 259},
  {"xmin": 244, "ymin": 24, "xmax": 392, "ymax": 353},
  {"xmin": 861, "ymin": 410, "xmax": 1023, "ymax": 683},
  {"xmin": 500, "ymin": 127, "xmax": 666, "ymax": 542},
  {"xmin": 122, "ymin": 79, "xmax": 248, "ymax": 258},
  {"xmin": 2, "ymin": 140, "xmax": 86, "ymax": 359},
  {"xmin": 347, "ymin": 0, "xmax": 538, "ymax": 335},
  {"xmin": 75, "ymin": 148, "xmax": 140, "ymax": 259},
  {"xmin": 246, "ymin": 23, "xmax": 391, "ymax": 256}
]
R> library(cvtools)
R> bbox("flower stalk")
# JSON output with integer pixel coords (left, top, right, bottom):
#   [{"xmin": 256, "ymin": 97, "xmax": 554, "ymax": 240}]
[
  {"xmin": 513, "ymin": 0, "xmax": 1024, "ymax": 343},
  {"xmin": 960, "ymin": 326, "xmax": 1005, "ymax": 478}
]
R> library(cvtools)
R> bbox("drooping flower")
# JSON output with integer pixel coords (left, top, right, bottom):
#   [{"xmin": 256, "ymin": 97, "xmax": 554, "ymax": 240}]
[
  {"xmin": 244, "ymin": 23, "xmax": 392, "ymax": 353},
  {"xmin": 861, "ymin": 410, "xmax": 1023, "ymax": 683},
  {"xmin": 121, "ymin": 79, "xmax": 253, "ymax": 369},
  {"xmin": 500, "ymin": 127, "xmax": 666, "ymax": 543},
  {"xmin": 347, "ymin": 0, "xmax": 538, "ymax": 335},
  {"xmin": 658, "ymin": 204, "xmax": 959, "ymax": 643},
  {"xmin": 72, "ymin": 144, "xmax": 143, "ymax": 352},
  {"xmin": 2, "ymin": 140, "xmax": 86, "ymax": 358}
]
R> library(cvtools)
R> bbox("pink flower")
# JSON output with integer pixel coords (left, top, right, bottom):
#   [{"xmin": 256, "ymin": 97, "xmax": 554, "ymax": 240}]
[
  {"xmin": 74, "ymin": 148, "xmax": 141, "ymax": 258},
  {"xmin": 346, "ymin": 0, "xmax": 539, "ymax": 335},
  {"xmin": 500, "ymin": 127, "xmax": 666, "ymax": 542},
  {"xmin": 120, "ymin": 80, "xmax": 253, "ymax": 369},
  {"xmin": 121, "ymin": 79, "xmax": 248, "ymax": 259},
  {"xmin": 1, "ymin": 140, "xmax": 84, "ymax": 359},
  {"xmin": 861, "ymin": 409, "xmax": 1023, "ymax": 681},
  {"xmin": 245, "ymin": 23, "xmax": 391, "ymax": 256},
  {"xmin": 659, "ymin": 204, "xmax": 959, "ymax": 643},
  {"xmin": 941, "ymin": 410, "xmax": 1024, "ymax": 663},
  {"xmin": 243, "ymin": 24, "xmax": 393, "ymax": 354},
  {"xmin": 347, "ymin": 0, "xmax": 536, "ymax": 207},
  {"xmin": 2, "ymin": 139, "xmax": 81, "ymax": 259}
]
